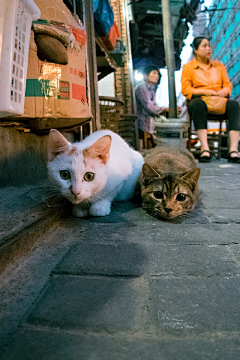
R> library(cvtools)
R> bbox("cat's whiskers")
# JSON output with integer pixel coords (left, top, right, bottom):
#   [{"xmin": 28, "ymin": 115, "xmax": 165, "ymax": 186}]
[
  {"xmin": 148, "ymin": 210, "xmax": 161, "ymax": 219},
  {"xmin": 33, "ymin": 183, "xmax": 59, "ymax": 188},
  {"xmin": 88, "ymin": 192, "xmax": 106, "ymax": 204},
  {"xmin": 87, "ymin": 186, "xmax": 113, "ymax": 204},
  {"xmin": 41, "ymin": 190, "xmax": 62, "ymax": 198},
  {"xmin": 45, "ymin": 195, "xmax": 68, "ymax": 208},
  {"xmin": 30, "ymin": 188, "xmax": 62, "ymax": 199},
  {"xmin": 49, "ymin": 195, "xmax": 67, "ymax": 205},
  {"xmin": 32, "ymin": 184, "xmax": 60, "ymax": 191},
  {"xmin": 21, "ymin": 193, "xmax": 65, "ymax": 210}
]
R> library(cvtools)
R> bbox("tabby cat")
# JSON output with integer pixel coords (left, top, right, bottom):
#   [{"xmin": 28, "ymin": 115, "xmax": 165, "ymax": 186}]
[
  {"xmin": 48, "ymin": 129, "xmax": 144, "ymax": 217},
  {"xmin": 137, "ymin": 147, "xmax": 201, "ymax": 220}
]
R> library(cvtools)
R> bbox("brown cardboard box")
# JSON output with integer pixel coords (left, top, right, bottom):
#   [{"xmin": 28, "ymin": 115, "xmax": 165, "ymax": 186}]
[
  {"xmin": 22, "ymin": 0, "xmax": 92, "ymax": 129},
  {"xmin": 31, "ymin": 0, "xmax": 79, "ymax": 24}
]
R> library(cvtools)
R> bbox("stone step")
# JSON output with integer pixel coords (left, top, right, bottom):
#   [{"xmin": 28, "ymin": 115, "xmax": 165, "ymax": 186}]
[{"xmin": 0, "ymin": 184, "xmax": 68, "ymax": 273}]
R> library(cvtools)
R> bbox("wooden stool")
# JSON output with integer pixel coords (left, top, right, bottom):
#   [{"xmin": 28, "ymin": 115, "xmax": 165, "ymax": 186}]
[
  {"xmin": 143, "ymin": 132, "xmax": 154, "ymax": 149},
  {"xmin": 187, "ymin": 114, "xmax": 228, "ymax": 159},
  {"xmin": 138, "ymin": 130, "xmax": 154, "ymax": 149}
]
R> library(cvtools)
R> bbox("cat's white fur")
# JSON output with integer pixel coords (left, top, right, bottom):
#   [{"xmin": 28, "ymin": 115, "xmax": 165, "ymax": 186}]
[{"xmin": 48, "ymin": 129, "xmax": 144, "ymax": 217}]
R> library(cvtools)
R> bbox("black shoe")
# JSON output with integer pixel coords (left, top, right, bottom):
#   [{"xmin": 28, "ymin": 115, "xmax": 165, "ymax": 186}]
[
  {"xmin": 199, "ymin": 150, "xmax": 211, "ymax": 163},
  {"xmin": 228, "ymin": 151, "xmax": 240, "ymax": 163}
]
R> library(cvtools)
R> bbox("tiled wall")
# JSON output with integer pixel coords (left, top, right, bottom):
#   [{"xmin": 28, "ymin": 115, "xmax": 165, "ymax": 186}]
[{"xmin": 208, "ymin": 0, "xmax": 240, "ymax": 102}]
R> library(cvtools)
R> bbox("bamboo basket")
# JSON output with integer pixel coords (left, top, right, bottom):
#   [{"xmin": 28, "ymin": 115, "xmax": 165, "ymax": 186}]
[
  {"xmin": 99, "ymin": 96, "xmax": 123, "ymax": 133},
  {"xmin": 118, "ymin": 114, "xmax": 137, "ymax": 148}
]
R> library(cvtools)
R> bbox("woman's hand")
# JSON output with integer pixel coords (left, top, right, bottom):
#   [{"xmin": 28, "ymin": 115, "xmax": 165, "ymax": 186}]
[
  {"xmin": 202, "ymin": 89, "xmax": 218, "ymax": 96},
  {"xmin": 193, "ymin": 89, "xmax": 218, "ymax": 97},
  {"xmin": 161, "ymin": 106, "xmax": 181, "ymax": 115},
  {"xmin": 216, "ymin": 89, "xmax": 229, "ymax": 98}
]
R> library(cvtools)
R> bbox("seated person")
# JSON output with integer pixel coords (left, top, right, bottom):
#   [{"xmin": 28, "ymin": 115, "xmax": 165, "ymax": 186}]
[
  {"xmin": 135, "ymin": 65, "xmax": 181, "ymax": 148},
  {"xmin": 181, "ymin": 36, "xmax": 240, "ymax": 163}
]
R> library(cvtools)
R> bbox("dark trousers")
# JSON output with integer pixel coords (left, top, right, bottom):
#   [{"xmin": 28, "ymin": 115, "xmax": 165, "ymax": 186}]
[{"xmin": 187, "ymin": 98, "xmax": 240, "ymax": 131}]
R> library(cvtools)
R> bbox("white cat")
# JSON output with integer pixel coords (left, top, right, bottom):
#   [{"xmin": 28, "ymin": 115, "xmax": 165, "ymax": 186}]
[{"xmin": 48, "ymin": 129, "xmax": 144, "ymax": 217}]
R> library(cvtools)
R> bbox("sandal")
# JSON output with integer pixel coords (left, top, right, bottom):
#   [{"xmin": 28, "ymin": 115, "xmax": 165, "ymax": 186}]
[
  {"xmin": 228, "ymin": 151, "xmax": 240, "ymax": 163},
  {"xmin": 199, "ymin": 150, "xmax": 211, "ymax": 163}
]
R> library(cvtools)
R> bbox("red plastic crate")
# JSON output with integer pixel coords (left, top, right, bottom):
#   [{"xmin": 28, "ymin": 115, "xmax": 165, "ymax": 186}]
[{"xmin": 101, "ymin": 22, "xmax": 120, "ymax": 51}]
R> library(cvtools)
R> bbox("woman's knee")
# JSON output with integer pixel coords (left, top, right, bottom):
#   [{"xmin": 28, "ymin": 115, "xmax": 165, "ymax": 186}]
[
  {"xmin": 226, "ymin": 99, "xmax": 240, "ymax": 113},
  {"xmin": 188, "ymin": 98, "xmax": 208, "ymax": 113},
  {"xmin": 226, "ymin": 100, "xmax": 240, "ymax": 131}
]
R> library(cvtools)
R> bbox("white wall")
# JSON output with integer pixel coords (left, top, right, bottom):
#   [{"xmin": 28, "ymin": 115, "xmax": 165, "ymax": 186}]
[{"xmin": 98, "ymin": 73, "xmax": 115, "ymax": 96}]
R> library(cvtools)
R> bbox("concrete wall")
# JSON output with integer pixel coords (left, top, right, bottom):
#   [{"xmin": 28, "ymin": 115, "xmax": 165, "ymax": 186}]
[
  {"xmin": 0, "ymin": 126, "xmax": 49, "ymax": 187},
  {"xmin": 0, "ymin": 126, "xmax": 76, "ymax": 188}
]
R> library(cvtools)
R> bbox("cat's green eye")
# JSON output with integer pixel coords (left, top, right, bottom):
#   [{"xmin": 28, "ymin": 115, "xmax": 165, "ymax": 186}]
[
  {"xmin": 153, "ymin": 191, "xmax": 164, "ymax": 200},
  {"xmin": 84, "ymin": 172, "xmax": 95, "ymax": 182},
  {"xmin": 60, "ymin": 170, "xmax": 71, "ymax": 180},
  {"xmin": 176, "ymin": 193, "xmax": 186, "ymax": 202}
]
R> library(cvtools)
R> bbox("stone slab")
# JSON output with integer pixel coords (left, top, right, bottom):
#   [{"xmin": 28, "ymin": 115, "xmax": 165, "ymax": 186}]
[
  {"xmin": 53, "ymin": 242, "xmax": 148, "ymax": 276},
  {"xmin": 148, "ymin": 277, "xmax": 240, "ymax": 335},
  {"xmin": 199, "ymin": 175, "xmax": 240, "ymax": 189},
  {"xmin": 63, "ymin": 220, "xmax": 240, "ymax": 245},
  {"xmin": 25, "ymin": 276, "xmax": 147, "ymax": 333},
  {"xmin": 2, "ymin": 328, "xmax": 240, "ymax": 360},
  {"xmin": 198, "ymin": 162, "xmax": 240, "ymax": 176},
  {"xmin": 204, "ymin": 209, "xmax": 240, "ymax": 223},
  {"xmin": 200, "ymin": 190, "xmax": 240, "ymax": 209},
  {"xmin": 228, "ymin": 245, "xmax": 240, "ymax": 264},
  {"xmin": 53, "ymin": 242, "xmax": 240, "ymax": 277}
]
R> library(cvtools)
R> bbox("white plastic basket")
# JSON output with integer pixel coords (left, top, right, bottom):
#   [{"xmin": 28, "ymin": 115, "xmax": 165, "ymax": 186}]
[{"xmin": 0, "ymin": 0, "xmax": 40, "ymax": 117}]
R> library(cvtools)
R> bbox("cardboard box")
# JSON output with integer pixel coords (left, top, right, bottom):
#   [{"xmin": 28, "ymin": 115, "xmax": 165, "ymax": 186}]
[{"xmin": 22, "ymin": 0, "xmax": 92, "ymax": 128}]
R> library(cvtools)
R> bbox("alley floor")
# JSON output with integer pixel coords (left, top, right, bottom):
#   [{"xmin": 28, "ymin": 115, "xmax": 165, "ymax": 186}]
[{"xmin": 1, "ymin": 157, "xmax": 240, "ymax": 359}]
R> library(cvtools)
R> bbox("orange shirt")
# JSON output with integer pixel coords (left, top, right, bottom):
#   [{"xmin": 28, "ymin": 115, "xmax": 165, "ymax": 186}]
[{"xmin": 181, "ymin": 58, "xmax": 232, "ymax": 100}]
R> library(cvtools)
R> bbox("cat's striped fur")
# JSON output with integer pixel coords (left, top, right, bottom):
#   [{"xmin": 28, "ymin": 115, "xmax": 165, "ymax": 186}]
[{"xmin": 137, "ymin": 147, "xmax": 200, "ymax": 220}]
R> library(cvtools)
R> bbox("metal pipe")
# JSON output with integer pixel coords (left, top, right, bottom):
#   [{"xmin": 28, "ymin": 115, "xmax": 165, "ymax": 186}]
[
  {"xmin": 82, "ymin": 0, "xmax": 101, "ymax": 131},
  {"xmin": 122, "ymin": 0, "xmax": 136, "ymax": 114},
  {"xmin": 72, "ymin": 0, "xmax": 76, "ymax": 15},
  {"xmin": 161, "ymin": 0, "xmax": 177, "ymax": 118}
]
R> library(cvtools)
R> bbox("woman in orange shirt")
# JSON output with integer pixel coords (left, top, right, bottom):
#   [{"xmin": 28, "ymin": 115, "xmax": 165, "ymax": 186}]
[{"xmin": 181, "ymin": 36, "xmax": 240, "ymax": 163}]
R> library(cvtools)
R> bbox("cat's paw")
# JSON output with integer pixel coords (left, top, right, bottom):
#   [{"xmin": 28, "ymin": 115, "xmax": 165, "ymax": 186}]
[
  {"xmin": 89, "ymin": 200, "xmax": 111, "ymax": 217},
  {"xmin": 72, "ymin": 205, "xmax": 88, "ymax": 218}
]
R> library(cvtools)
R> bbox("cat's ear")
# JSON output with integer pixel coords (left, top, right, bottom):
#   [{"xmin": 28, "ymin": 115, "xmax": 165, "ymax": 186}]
[
  {"xmin": 142, "ymin": 163, "xmax": 161, "ymax": 184},
  {"xmin": 83, "ymin": 135, "xmax": 112, "ymax": 164},
  {"xmin": 181, "ymin": 168, "xmax": 201, "ymax": 187},
  {"xmin": 48, "ymin": 129, "xmax": 71, "ymax": 161}
]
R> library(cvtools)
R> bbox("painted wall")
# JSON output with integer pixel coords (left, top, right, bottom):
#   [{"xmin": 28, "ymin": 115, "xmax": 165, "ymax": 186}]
[{"xmin": 98, "ymin": 73, "xmax": 115, "ymax": 97}]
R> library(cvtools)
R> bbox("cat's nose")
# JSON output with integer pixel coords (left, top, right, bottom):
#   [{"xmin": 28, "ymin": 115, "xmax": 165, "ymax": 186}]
[
  {"xmin": 71, "ymin": 190, "xmax": 80, "ymax": 197},
  {"xmin": 165, "ymin": 208, "xmax": 172, "ymax": 214}
]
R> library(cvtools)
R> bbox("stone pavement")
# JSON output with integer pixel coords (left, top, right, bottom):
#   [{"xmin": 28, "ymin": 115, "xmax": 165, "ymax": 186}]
[{"xmin": 1, "ymin": 158, "xmax": 240, "ymax": 359}]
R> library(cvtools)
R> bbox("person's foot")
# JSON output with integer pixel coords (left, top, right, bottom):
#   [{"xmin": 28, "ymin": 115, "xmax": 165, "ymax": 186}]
[
  {"xmin": 199, "ymin": 150, "xmax": 211, "ymax": 163},
  {"xmin": 228, "ymin": 151, "xmax": 240, "ymax": 163},
  {"xmin": 228, "ymin": 150, "xmax": 239, "ymax": 157}
]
